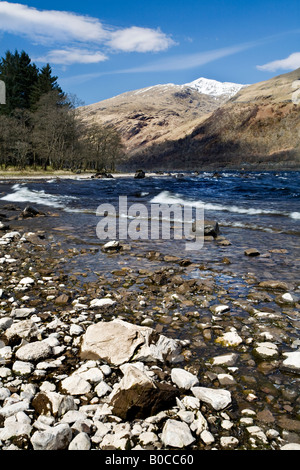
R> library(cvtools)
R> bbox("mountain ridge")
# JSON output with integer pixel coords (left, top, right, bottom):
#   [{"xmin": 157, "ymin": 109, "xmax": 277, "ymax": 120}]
[
  {"xmin": 78, "ymin": 76, "xmax": 246, "ymax": 157},
  {"xmin": 79, "ymin": 70, "xmax": 300, "ymax": 171}
]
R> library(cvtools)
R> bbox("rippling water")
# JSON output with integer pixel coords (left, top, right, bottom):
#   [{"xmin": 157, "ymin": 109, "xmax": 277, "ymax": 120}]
[{"xmin": 1, "ymin": 170, "xmax": 299, "ymax": 283}]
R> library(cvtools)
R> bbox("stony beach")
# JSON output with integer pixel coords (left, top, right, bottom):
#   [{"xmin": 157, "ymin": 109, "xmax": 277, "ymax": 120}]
[{"xmin": 0, "ymin": 198, "xmax": 300, "ymax": 452}]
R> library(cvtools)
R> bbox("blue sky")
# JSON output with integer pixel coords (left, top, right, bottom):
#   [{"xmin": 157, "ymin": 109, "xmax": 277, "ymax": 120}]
[{"xmin": 0, "ymin": 0, "xmax": 299, "ymax": 105}]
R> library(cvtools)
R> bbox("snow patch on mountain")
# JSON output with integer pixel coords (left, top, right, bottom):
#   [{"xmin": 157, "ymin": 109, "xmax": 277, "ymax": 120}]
[
  {"xmin": 132, "ymin": 77, "xmax": 248, "ymax": 99},
  {"xmin": 184, "ymin": 77, "xmax": 248, "ymax": 98}
]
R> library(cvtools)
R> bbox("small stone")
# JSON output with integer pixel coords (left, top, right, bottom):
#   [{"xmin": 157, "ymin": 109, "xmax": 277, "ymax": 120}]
[
  {"xmin": 31, "ymin": 424, "xmax": 72, "ymax": 450},
  {"xmin": 70, "ymin": 324, "xmax": 84, "ymax": 336},
  {"xmin": 281, "ymin": 443, "xmax": 300, "ymax": 450},
  {"xmin": 245, "ymin": 248, "xmax": 260, "ymax": 256},
  {"xmin": 16, "ymin": 341, "xmax": 52, "ymax": 362},
  {"xmin": 139, "ymin": 431, "xmax": 159, "ymax": 446},
  {"xmin": 253, "ymin": 342, "xmax": 279, "ymax": 360},
  {"xmin": 161, "ymin": 419, "xmax": 195, "ymax": 448},
  {"xmin": 68, "ymin": 432, "xmax": 91, "ymax": 450},
  {"xmin": 200, "ymin": 429, "xmax": 215, "ymax": 445},
  {"xmin": 90, "ymin": 298, "xmax": 116, "ymax": 308},
  {"xmin": 11, "ymin": 307, "xmax": 36, "ymax": 318},
  {"xmin": 191, "ymin": 386, "xmax": 231, "ymax": 411},
  {"xmin": 171, "ymin": 368, "xmax": 199, "ymax": 389},
  {"xmin": 210, "ymin": 304, "xmax": 230, "ymax": 315},
  {"xmin": 12, "ymin": 361, "xmax": 34, "ymax": 376},
  {"xmin": 281, "ymin": 351, "xmax": 300, "ymax": 373},
  {"xmin": 215, "ymin": 330, "xmax": 243, "ymax": 347},
  {"xmin": 220, "ymin": 436, "xmax": 239, "ymax": 449},
  {"xmin": 60, "ymin": 375, "xmax": 91, "ymax": 395}
]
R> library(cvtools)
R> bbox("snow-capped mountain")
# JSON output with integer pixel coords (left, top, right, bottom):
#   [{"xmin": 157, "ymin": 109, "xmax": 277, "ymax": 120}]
[
  {"xmin": 130, "ymin": 77, "xmax": 248, "ymax": 100},
  {"xmin": 184, "ymin": 77, "xmax": 248, "ymax": 98}
]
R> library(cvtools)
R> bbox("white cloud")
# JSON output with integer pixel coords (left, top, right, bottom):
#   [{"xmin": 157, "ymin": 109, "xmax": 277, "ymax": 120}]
[
  {"xmin": 107, "ymin": 26, "xmax": 175, "ymax": 53},
  {"xmin": 0, "ymin": 2, "xmax": 175, "ymax": 59},
  {"xmin": 34, "ymin": 48, "xmax": 108, "ymax": 65},
  {"xmin": 257, "ymin": 52, "xmax": 300, "ymax": 72},
  {"xmin": 0, "ymin": 1, "xmax": 107, "ymax": 44}
]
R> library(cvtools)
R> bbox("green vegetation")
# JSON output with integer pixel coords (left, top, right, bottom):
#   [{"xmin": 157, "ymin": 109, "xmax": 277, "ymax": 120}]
[{"xmin": 0, "ymin": 50, "xmax": 124, "ymax": 172}]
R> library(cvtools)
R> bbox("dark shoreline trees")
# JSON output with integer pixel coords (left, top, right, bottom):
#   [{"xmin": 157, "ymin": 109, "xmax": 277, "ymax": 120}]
[{"xmin": 0, "ymin": 50, "xmax": 124, "ymax": 172}]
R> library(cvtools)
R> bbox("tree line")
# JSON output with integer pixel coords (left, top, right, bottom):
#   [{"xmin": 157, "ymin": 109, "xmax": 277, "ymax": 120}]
[{"xmin": 0, "ymin": 50, "xmax": 124, "ymax": 172}]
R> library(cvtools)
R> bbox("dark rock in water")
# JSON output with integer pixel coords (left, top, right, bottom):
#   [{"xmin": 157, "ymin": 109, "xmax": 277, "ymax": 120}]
[
  {"xmin": 0, "ymin": 221, "xmax": 9, "ymax": 231},
  {"xmin": 244, "ymin": 248, "xmax": 260, "ymax": 257},
  {"xmin": 192, "ymin": 220, "xmax": 220, "ymax": 238},
  {"xmin": 54, "ymin": 294, "xmax": 69, "ymax": 305},
  {"xmin": 20, "ymin": 206, "xmax": 46, "ymax": 219},
  {"xmin": 92, "ymin": 171, "xmax": 114, "ymax": 179},
  {"xmin": 134, "ymin": 169, "xmax": 146, "ymax": 179},
  {"xmin": 258, "ymin": 280, "xmax": 289, "ymax": 290}
]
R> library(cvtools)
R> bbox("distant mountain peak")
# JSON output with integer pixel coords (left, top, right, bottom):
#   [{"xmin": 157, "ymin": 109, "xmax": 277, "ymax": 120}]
[{"xmin": 184, "ymin": 77, "xmax": 248, "ymax": 98}]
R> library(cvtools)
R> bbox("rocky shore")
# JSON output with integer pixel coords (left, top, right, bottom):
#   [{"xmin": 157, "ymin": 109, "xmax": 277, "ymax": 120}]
[{"xmin": 0, "ymin": 204, "xmax": 300, "ymax": 451}]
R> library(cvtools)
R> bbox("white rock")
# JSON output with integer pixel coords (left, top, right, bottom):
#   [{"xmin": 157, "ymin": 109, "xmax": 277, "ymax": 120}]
[
  {"xmin": 10, "ymin": 307, "xmax": 36, "ymax": 318},
  {"xmin": 200, "ymin": 429, "xmax": 215, "ymax": 445},
  {"xmin": 102, "ymin": 240, "xmax": 120, "ymax": 251},
  {"xmin": 81, "ymin": 319, "xmax": 181, "ymax": 366},
  {"xmin": 220, "ymin": 436, "xmax": 239, "ymax": 449},
  {"xmin": 75, "ymin": 367, "xmax": 104, "ymax": 384},
  {"xmin": 2, "ymin": 231, "xmax": 21, "ymax": 240},
  {"xmin": 217, "ymin": 373, "xmax": 236, "ymax": 385},
  {"xmin": 0, "ymin": 422, "xmax": 32, "ymax": 441},
  {"xmin": 90, "ymin": 298, "xmax": 116, "ymax": 308},
  {"xmin": 60, "ymin": 375, "xmax": 91, "ymax": 396},
  {"xmin": 100, "ymin": 433, "xmax": 130, "ymax": 450},
  {"xmin": 171, "ymin": 368, "xmax": 199, "ymax": 390},
  {"xmin": 95, "ymin": 381, "xmax": 112, "ymax": 398},
  {"xmin": 281, "ymin": 443, "xmax": 300, "ymax": 450},
  {"xmin": 31, "ymin": 423, "xmax": 73, "ymax": 450},
  {"xmin": 70, "ymin": 324, "xmax": 84, "ymax": 336},
  {"xmin": 12, "ymin": 360, "xmax": 34, "ymax": 376},
  {"xmin": 181, "ymin": 396, "xmax": 200, "ymax": 410},
  {"xmin": 0, "ymin": 346, "xmax": 12, "ymax": 360},
  {"xmin": 191, "ymin": 386, "xmax": 231, "ymax": 411},
  {"xmin": 4, "ymin": 319, "xmax": 39, "ymax": 341},
  {"xmin": 246, "ymin": 426, "xmax": 268, "ymax": 444},
  {"xmin": 33, "ymin": 415, "xmax": 55, "ymax": 430},
  {"xmin": 210, "ymin": 304, "xmax": 230, "ymax": 314},
  {"xmin": 177, "ymin": 410, "xmax": 195, "ymax": 424},
  {"xmin": 281, "ymin": 351, "xmax": 300, "ymax": 372},
  {"xmin": 215, "ymin": 330, "xmax": 243, "ymax": 347},
  {"xmin": 19, "ymin": 277, "xmax": 35, "ymax": 286},
  {"xmin": 190, "ymin": 410, "xmax": 208, "ymax": 435},
  {"xmin": 16, "ymin": 341, "xmax": 52, "ymax": 362},
  {"xmin": 68, "ymin": 432, "xmax": 91, "ymax": 450},
  {"xmin": 0, "ymin": 400, "xmax": 30, "ymax": 418},
  {"xmin": 161, "ymin": 419, "xmax": 195, "ymax": 448},
  {"xmin": 139, "ymin": 431, "xmax": 159, "ymax": 446},
  {"xmin": 254, "ymin": 342, "xmax": 279, "ymax": 359},
  {"xmin": 0, "ymin": 387, "xmax": 11, "ymax": 401},
  {"xmin": 211, "ymin": 353, "xmax": 239, "ymax": 367},
  {"xmin": 60, "ymin": 410, "xmax": 87, "ymax": 424}
]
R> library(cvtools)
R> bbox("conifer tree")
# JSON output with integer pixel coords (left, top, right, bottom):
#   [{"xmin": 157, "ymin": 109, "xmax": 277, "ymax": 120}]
[
  {"xmin": 30, "ymin": 64, "xmax": 63, "ymax": 109},
  {"xmin": 0, "ymin": 50, "xmax": 38, "ymax": 115}
]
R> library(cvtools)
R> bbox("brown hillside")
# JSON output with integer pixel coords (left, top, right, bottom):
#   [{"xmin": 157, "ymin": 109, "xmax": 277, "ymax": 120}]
[{"xmin": 123, "ymin": 69, "xmax": 300, "ymax": 170}]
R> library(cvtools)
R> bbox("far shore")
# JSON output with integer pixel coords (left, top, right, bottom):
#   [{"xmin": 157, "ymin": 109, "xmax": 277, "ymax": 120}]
[{"xmin": 0, "ymin": 171, "xmax": 161, "ymax": 180}]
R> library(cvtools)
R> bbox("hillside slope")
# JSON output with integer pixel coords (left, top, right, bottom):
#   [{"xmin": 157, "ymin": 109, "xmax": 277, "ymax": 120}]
[
  {"xmin": 78, "ymin": 78, "xmax": 245, "ymax": 155},
  {"xmin": 123, "ymin": 69, "xmax": 300, "ymax": 170}
]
